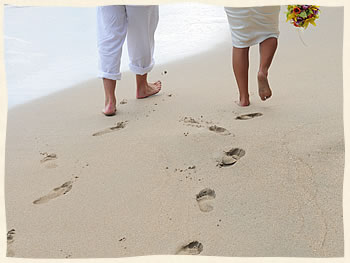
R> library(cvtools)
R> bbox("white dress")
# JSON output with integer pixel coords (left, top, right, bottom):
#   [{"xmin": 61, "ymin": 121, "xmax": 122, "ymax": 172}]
[{"xmin": 224, "ymin": 6, "xmax": 280, "ymax": 48}]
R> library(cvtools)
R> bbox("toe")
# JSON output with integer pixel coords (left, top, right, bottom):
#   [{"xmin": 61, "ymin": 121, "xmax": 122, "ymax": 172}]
[{"xmin": 155, "ymin": 81, "xmax": 162, "ymax": 89}]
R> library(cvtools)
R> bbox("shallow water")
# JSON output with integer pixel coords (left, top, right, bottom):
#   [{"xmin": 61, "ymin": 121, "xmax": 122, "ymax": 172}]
[{"xmin": 4, "ymin": 3, "xmax": 229, "ymax": 108}]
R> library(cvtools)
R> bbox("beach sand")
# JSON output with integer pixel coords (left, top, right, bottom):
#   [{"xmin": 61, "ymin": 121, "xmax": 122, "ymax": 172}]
[{"xmin": 5, "ymin": 7, "xmax": 344, "ymax": 258}]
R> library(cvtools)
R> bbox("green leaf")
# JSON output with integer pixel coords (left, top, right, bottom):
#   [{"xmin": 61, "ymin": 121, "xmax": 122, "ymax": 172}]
[{"xmin": 300, "ymin": 11, "xmax": 307, "ymax": 18}]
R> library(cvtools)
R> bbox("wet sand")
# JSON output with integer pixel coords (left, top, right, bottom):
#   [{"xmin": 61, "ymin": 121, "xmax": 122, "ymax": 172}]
[{"xmin": 5, "ymin": 7, "xmax": 344, "ymax": 258}]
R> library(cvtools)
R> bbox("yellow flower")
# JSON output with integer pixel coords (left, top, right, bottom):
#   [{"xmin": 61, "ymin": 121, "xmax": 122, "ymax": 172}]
[{"xmin": 286, "ymin": 13, "xmax": 297, "ymax": 22}]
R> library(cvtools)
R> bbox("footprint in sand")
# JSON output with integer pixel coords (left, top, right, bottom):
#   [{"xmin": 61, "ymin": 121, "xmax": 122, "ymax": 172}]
[
  {"xmin": 180, "ymin": 116, "xmax": 203, "ymax": 128},
  {"xmin": 120, "ymin": 99, "xmax": 128, "ymax": 105},
  {"xmin": 235, "ymin": 112, "xmax": 263, "ymax": 120},
  {"xmin": 7, "ymin": 229, "xmax": 15, "ymax": 257},
  {"xmin": 196, "ymin": 188, "xmax": 216, "ymax": 212},
  {"xmin": 7, "ymin": 229, "xmax": 15, "ymax": 245},
  {"xmin": 40, "ymin": 152, "xmax": 57, "ymax": 163},
  {"xmin": 176, "ymin": 241, "xmax": 203, "ymax": 255},
  {"xmin": 218, "ymin": 148, "xmax": 246, "ymax": 167},
  {"xmin": 33, "ymin": 180, "xmax": 74, "ymax": 205},
  {"xmin": 45, "ymin": 163, "xmax": 58, "ymax": 169},
  {"xmin": 92, "ymin": 121, "xmax": 128, "ymax": 136},
  {"xmin": 208, "ymin": 125, "xmax": 231, "ymax": 136},
  {"xmin": 181, "ymin": 116, "xmax": 232, "ymax": 136}
]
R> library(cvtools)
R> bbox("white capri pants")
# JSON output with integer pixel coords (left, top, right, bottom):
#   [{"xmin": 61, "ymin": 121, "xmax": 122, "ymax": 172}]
[{"xmin": 97, "ymin": 5, "xmax": 159, "ymax": 80}]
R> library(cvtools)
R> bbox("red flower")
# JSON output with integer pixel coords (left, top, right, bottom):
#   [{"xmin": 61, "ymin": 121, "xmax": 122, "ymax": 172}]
[
  {"xmin": 293, "ymin": 21, "xmax": 300, "ymax": 27},
  {"xmin": 293, "ymin": 7, "xmax": 301, "ymax": 14}
]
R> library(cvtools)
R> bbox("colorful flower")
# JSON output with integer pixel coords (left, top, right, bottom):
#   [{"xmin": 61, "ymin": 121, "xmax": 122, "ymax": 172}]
[
  {"xmin": 293, "ymin": 7, "xmax": 301, "ymax": 14},
  {"xmin": 286, "ymin": 5, "xmax": 320, "ymax": 29}
]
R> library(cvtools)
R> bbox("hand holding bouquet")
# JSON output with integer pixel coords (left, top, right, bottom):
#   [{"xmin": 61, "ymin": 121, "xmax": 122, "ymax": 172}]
[{"xmin": 286, "ymin": 5, "xmax": 320, "ymax": 29}]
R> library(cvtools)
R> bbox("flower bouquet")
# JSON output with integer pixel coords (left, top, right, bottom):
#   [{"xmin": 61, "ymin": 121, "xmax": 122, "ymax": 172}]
[{"xmin": 286, "ymin": 5, "xmax": 320, "ymax": 29}]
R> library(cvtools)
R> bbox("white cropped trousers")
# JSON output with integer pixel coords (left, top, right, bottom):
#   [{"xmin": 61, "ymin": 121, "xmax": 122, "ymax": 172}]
[{"xmin": 97, "ymin": 5, "xmax": 159, "ymax": 80}]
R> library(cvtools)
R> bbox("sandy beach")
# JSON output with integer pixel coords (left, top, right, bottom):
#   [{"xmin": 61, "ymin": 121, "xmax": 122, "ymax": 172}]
[{"xmin": 5, "ymin": 6, "xmax": 344, "ymax": 258}]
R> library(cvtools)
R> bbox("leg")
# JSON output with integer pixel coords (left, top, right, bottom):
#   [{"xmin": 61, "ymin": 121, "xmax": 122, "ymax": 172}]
[
  {"xmin": 232, "ymin": 46, "xmax": 250, "ymax": 107},
  {"xmin": 102, "ymin": 79, "xmax": 117, "ymax": 116},
  {"xmin": 125, "ymin": 5, "xmax": 161, "ymax": 99},
  {"xmin": 97, "ymin": 6, "xmax": 127, "ymax": 115},
  {"xmin": 258, "ymin": 37, "xmax": 278, "ymax": 101}
]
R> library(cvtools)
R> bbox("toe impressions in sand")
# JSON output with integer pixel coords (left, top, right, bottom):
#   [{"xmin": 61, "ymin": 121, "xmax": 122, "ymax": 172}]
[
  {"xmin": 33, "ymin": 181, "xmax": 74, "ymax": 205},
  {"xmin": 196, "ymin": 188, "xmax": 216, "ymax": 212},
  {"xmin": 235, "ymin": 112, "xmax": 263, "ymax": 120},
  {"xmin": 176, "ymin": 241, "xmax": 203, "ymax": 255}
]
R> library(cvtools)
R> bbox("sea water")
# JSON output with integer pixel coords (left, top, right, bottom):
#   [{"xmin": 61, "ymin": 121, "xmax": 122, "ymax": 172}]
[{"xmin": 4, "ymin": 3, "xmax": 230, "ymax": 108}]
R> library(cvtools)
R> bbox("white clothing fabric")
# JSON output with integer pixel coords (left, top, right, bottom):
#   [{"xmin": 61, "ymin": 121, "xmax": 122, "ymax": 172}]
[
  {"xmin": 97, "ymin": 5, "xmax": 159, "ymax": 80},
  {"xmin": 224, "ymin": 6, "xmax": 280, "ymax": 48}
]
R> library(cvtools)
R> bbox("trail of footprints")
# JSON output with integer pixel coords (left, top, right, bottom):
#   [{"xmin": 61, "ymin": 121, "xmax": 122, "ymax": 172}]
[
  {"xmin": 177, "ymin": 113, "xmax": 259, "ymax": 255},
  {"xmin": 29, "ymin": 110, "xmax": 259, "ymax": 256},
  {"xmin": 180, "ymin": 116, "xmax": 232, "ymax": 136},
  {"xmin": 34, "ymin": 152, "xmax": 88, "ymax": 204},
  {"xmin": 175, "ymin": 147, "xmax": 245, "ymax": 254},
  {"xmin": 92, "ymin": 94, "xmax": 175, "ymax": 136},
  {"xmin": 179, "ymin": 112, "xmax": 263, "ymax": 137}
]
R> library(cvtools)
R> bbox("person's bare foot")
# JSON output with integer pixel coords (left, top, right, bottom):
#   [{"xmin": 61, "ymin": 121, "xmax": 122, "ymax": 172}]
[
  {"xmin": 102, "ymin": 78, "xmax": 117, "ymax": 116},
  {"xmin": 257, "ymin": 72, "xmax": 272, "ymax": 101},
  {"xmin": 136, "ymin": 81, "xmax": 162, "ymax": 99},
  {"xmin": 102, "ymin": 100, "xmax": 116, "ymax": 116},
  {"xmin": 235, "ymin": 96, "xmax": 250, "ymax": 107}
]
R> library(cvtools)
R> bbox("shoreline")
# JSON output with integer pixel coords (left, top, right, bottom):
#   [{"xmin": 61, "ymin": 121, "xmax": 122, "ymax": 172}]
[
  {"xmin": 4, "ymin": 3, "xmax": 229, "ymax": 109},
  {"xmin": 5, "ymin": 7, "xmax": 344, "ymax": 258}
]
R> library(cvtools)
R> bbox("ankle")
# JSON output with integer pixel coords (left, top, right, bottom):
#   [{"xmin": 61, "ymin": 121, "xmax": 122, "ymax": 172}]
[
  {"xmin": 240, "ymin": 93, "xmax": 249, "ymax": 100},
  {"xmin": 137, "ymin": 82, "xmax": 147, "ymax": 90},
  {"xmin": 106, "ymin": 97, "xmax": 116, "ymax": 105},
  {"xmin": 258, "ymin": 70, "xmax": 268, "ymax": 77},
  {"xmin": 136, "ymin": 74, "xmax": 148, "ymax": 87},
  {"xmin": 238, "ymin": 98, "xmax": 250, "ymax": 107}
]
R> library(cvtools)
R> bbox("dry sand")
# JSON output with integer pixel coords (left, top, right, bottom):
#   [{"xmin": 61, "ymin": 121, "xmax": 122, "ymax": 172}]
[{"xmin": 5, "ymin": 7, "xmax": 344, "ymax": 258}]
